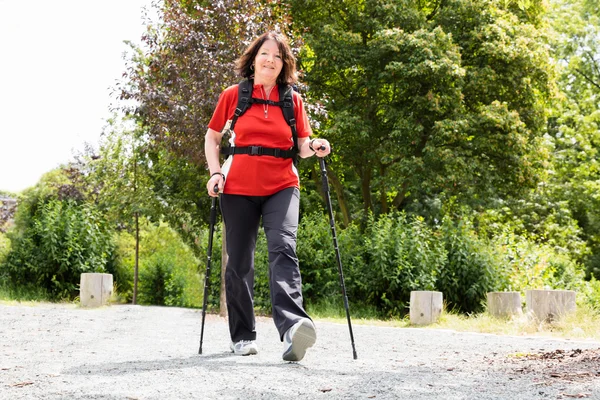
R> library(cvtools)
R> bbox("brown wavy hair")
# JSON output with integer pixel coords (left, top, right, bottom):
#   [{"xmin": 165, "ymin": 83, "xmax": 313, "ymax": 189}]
[{"xmin": 235, "ymin": 31, "xmax": 297, "ymax": 85}]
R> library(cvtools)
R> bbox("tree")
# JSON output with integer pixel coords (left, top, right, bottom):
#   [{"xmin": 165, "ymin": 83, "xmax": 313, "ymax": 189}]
[
  {"xmin": 291, "ymin": 0, "xmax": 554, "ymax": 220},
  {"xmin": 81, "ymin": 116, "xmax": 157, "ymax": 303},
  {"xmin": 0, "ymin": 194, "xmax": 17, "ymax": 233},
  {"xmin": 0, "ymin": 170, "xmax": 113, "ymax": 299},
  {"xmin": 544, "ymin": 0, "xmax": 600, "ymax": 276},
  {"xmin": 120, "ymin": 0, "xmax": 297, "ymax": 165},
  {"xmin": 119, "ymin": 0, "xmax": 300, "ymax": 312},
  {"xmin": 475, "ymin": 0, "xmax": 600, "ymax": 275}
]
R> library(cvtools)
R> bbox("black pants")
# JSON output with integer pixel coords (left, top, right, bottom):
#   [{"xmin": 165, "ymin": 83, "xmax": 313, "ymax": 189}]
[{"xmin": 220, "ymin": 187, "xmax": 311, "ymax": 343}]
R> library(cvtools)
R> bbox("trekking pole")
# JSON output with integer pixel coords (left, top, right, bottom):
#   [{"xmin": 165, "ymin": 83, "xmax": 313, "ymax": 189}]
[
  {"xmin": 199, "ymin": 184, "xmax": 219, "ymax": 355},
  {"xmin": 318, "ymin": 156, "xmax": 358, "ymax": 360}
]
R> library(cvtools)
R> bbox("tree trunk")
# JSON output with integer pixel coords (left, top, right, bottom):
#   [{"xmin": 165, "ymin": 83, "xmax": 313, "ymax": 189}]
[
  {"xmin": 132, "ymin": 155, "xmax": 139, "ymax": 305},
  {"xmin": 325, "ymin": 167, "xmax": 350, "ymax": 227},
  {"xmin": 379, "ymin": 164, "xmax": 389, "ymax": 214},
  {"xmin": 360, "ymin": 167, "xmax": 372, "ymax": 213},
  {"xmin": 312, "ymin": 165, "xmax": 323, "ymax": 199},
  {"xmin": 392, "ymin": 180, "xmax": 410, "ymax": 210},
  {"xmin": 133, "ymin": 211, "xmax": 139, "ymax": 305}
]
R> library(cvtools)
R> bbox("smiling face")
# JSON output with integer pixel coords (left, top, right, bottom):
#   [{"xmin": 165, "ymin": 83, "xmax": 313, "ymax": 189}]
[{"xmin": 253, "ymin": 39, "xmax": 284, "ymax": 86}]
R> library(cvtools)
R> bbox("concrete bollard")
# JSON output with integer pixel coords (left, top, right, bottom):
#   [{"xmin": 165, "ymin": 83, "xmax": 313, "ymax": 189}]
[
  {"xmin": 410, "ymin": 291, "xmax": 443, "ymax": 325},
  {"xmin": 80, "ymin": 273, "xmax": 113, "ymax": 307},
  {"xmin": 526, "ymin": 289, "xmax": 576, "ymax": 322},
  {"xmin": 487, "ymin": 291, "xmax": 523, "ymax": 318}
]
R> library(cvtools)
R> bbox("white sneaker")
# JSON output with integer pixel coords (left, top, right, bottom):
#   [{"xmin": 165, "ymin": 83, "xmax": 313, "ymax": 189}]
[
  {"xmin": 282, "ymin": 318, "xmax": 317, "ymax": 362},
  {"xmin": 230, "ymin": 340, "xmax": 258, "ymax": 356}
]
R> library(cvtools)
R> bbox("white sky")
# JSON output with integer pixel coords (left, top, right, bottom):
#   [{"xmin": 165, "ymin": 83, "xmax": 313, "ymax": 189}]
[{"xmin": 0, "ymin": 0, "xmax": 157, "ymax": 193}]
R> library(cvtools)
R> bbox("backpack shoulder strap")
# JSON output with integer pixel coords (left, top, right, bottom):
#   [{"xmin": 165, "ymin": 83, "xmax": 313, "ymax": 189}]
[
  {"xmin": 229, "ymin": 79, "xmax": 254, "ymax": 132},
  {"xmin": 278, "ymin": 84, "xmax": 296, "ymax": 128},
  {"xmin": 278, "ymin": 84, "xmax": 299, "ymax": 163}
]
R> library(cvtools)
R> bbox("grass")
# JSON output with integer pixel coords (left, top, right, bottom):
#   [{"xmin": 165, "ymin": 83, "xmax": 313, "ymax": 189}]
[
  {"xmin": 0, "ymin": 284, "xmax": 50, "ymax": 304},
  {"xmin": 307, "ymin": 298, "xmax": 600, "ymax": 341},
  {"xmin": 429, "ymin": 307, "xmax": 600, "ymax": 341}
]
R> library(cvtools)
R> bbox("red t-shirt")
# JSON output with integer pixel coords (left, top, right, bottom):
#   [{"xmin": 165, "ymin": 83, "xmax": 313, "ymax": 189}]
[{"xmin": 208, "ymin": 83, "xmax": 312, "ymax": 196}]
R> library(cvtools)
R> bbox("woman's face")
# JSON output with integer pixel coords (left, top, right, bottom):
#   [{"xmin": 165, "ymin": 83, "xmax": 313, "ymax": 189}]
[{"xmin": 253, "ymin": 39, "xmax": 283, "ymax": 84}]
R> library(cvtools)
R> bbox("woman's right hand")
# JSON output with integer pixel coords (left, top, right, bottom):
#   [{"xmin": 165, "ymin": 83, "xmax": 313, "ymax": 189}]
[{"xmin": 207, "ymin": 173, "xmax": 224, "ymax": 197}]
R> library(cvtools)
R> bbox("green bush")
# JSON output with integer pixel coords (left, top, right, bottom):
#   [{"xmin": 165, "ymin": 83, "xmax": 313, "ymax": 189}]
[
  {"xmin": 491, "ymin": 231, "xmax": 586, "ymax": 294},
  {"xmin": 436, "ymin": 216, "xmax": 502, "ymax": 313},
  {"xmin": 113, "ymin": 222, "xmax": 202, "ymax": 308},
  {"xmin": 199, "ymin": 209, "xmax": 594, "ymax": 318},
  {"xmin": 0, "ymin": 199, "xmax": 113, "ymax": 299},
  {"xmin": 0, "ymin": 232, "xmax": 9, "ymax": 264},
  {"xmin": 353, "ymin": 212, "xmax": 444, "ymax": 317},
  {"xmin": 107, "ymin": 231, "xmax": 136, "ymax": 301},
  {"xmin": 297, "ymin": 211, "xmax": 342, "ymax": 301},
  {"xmin": 323, "ymin": 218, "xmax": 367, "ymax": 310},
  {"xmin": 0, "ymin": 231, "xmax": 11, "ymax": 298},
  {"xmin": 580, "ymin": 277, "xmax": 600, "ymax": 311}
]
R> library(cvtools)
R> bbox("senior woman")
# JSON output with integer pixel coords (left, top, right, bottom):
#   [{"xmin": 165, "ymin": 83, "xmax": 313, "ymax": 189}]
[{"xmin": 204, "ymin": 31, "xmax": 330, "ymax": 362}]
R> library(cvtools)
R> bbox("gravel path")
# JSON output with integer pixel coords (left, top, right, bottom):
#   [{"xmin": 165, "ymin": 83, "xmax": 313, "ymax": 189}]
[{"xmin": 1, "ymin": 303, "xmax": 599, "ymax": 399}]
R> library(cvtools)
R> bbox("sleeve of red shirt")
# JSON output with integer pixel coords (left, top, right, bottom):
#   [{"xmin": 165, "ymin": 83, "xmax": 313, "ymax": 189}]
[
  {"xmin": 208, "ymin": 85, "xmax": 238, "ymax": 132},
  {"xmin": 293, "ymin": 91, "xmax": 312, "ymax": 138}
]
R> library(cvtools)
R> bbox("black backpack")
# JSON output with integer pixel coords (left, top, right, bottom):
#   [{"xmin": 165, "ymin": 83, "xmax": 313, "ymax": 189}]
[{"xmin": 220, "ymin": 79, "xmax": 299, "ymax": 164}]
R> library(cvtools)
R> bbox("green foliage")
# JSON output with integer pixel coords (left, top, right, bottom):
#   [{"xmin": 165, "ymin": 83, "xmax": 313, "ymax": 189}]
[
  {"xmin": 543, "ymin": 0, "xmax": 600, "ymax": 278},
  {"xmin": 85, "ymin": 116, "xmax": 158, "ymax": 228},
  {"xmin": 146, "ymin": 148, "xmax": 212, "ymax": 246},
  {"xmin": 298, "ymin": 211, "xmax": 446, "ymax": 317},
  {"xmin": 355, "ymin": 213, "xmax": 443, "ymax": 316},
  {"xmin": 202, "ymin": 222, "xmax": 223, "ymax": 311},
  {"xmin": 112, "ymin": 222, "xmax": 202, "ymax": 307},
  {"xmin": 197, "ymin": 209, "xmax": 593, "ymax": 317},
  {"xmin": 0, "ymin": 231, "xmax": 9, "ymax": 264},
  {"xmin": 437, "ymin": 217, "xmax": 504, "ymax": 313},
  {"xmin": 122, "ymin": 0, "xmax": 297, "ymax": 165},
  {"xmin": 0, "ymin": 283, "xmax": 50, "ymax": 302},
  {"xmin": 1, "ymin": 197, "xmax": 113, "ymax": 300},
  {"xmin": 108, "ymin": 232, "xmax": 136, "ymax": 301},
  {"xmin": 580, "ymin": 278, "xmax": 600, "ymax": 311},
  {"xmin": 296, "ymin": 211, "xmax": 344, "ymax": 301},
  {"xmin": 490, "ymin": 230, "xmax": 586, "ymax": 293},
  {"xmin": 306, "ymin": 296, "xmax": 381, "ymax": 321},
  {"xmin": 290, "ymin": 0, "xmax": 553, "ymax": 217}
]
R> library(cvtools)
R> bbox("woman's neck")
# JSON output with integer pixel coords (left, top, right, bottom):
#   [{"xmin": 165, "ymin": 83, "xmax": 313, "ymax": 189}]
[{"xmin": 253, "ymin": 77, "xmax": 276, "ymax": 92}]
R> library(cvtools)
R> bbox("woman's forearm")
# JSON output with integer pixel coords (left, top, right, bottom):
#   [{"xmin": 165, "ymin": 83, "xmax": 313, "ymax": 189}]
[{"xmin": 204, "ymin": 128, "xmax": 223, "ymax": 174}]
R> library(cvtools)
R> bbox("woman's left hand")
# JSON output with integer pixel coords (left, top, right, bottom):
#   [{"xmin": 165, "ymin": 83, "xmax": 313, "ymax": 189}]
[{"xmin": 310, "ymin": 138, "xmax": 331, "ymax": 157}]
